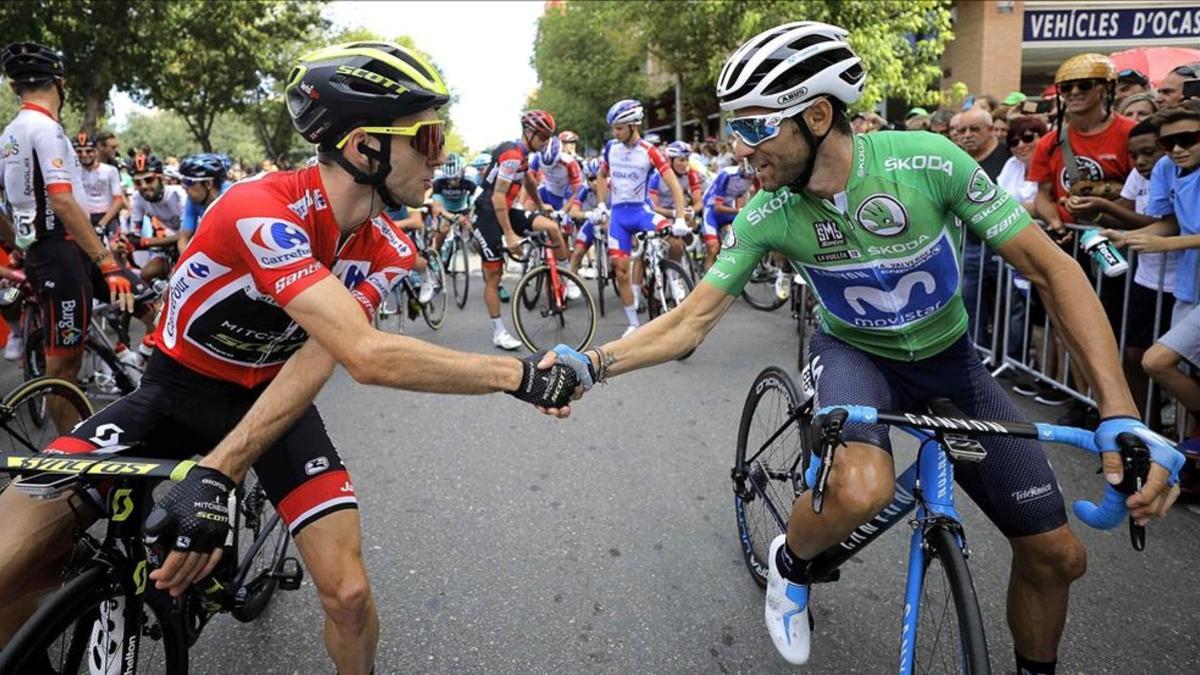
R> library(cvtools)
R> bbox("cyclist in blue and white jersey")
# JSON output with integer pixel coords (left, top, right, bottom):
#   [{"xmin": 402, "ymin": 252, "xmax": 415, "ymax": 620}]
[
  {"xmin": 177, "ymin": 153, "xmax": 230, "ymax": 250},
  {"xmin": 643, "ymin": 131, "xmax": 663, "ymax": 149},
  {"xmin": 567, "ymin": 156, "xmax": 608, "ymax": 280},
  {"xmin": 528, "ymin": 135, "xmax": 583, "ymax": 215},
  {"xmin": 558, "ymin": 129, "xmax": 580, "ymax": 161},
  {"xmin": 593, "ymin": 99, "xmax": 692, "ymax": 337},
  {"xmin": 649, "ymin": 141, "xmax": 707, "ymax": 267}
]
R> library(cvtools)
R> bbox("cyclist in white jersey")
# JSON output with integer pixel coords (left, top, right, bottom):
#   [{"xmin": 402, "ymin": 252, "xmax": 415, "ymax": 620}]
[
  {"xmin": 0, "ymin": 42, "xmax": 135, "ymax": 433},
  {"xmin": 127, "ymin": 153, "xmax": 187, "ymax": 282},
  {"xmin": 593, "ymin": 99, "xmax": 691, "ymax": 337},
  {"xmin": 72, "ymin": 131, "xmax": 124, "ymax": 238}
]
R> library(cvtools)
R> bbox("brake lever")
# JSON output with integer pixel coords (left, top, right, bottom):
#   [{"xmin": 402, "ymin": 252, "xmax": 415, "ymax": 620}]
[
  {"xmin": 811, "ymin": 408, "xmax": 848, "ymax": 514},
  {"xmin": 1115, "ymin": 432, "xmax": 1151, "ymax": 551}
]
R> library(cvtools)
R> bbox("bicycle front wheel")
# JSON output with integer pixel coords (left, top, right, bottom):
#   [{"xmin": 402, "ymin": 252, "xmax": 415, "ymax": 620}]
[
  {"xmin": 732, "ymin": 366, "xmax": 812, "ymax": 588},
  {"xmin": 0, "ymin": 564, "xmax": 187, "ymax": 674},
  {"xmin": 511, "ymin": 266, "xmax": 596, "ymax": 352},
  {"xmin": 448, "ymin": 235, "xmax": 471, "ymax": 310},
  {"xmin": 647, "ymin": 260, "xmax": 696, "ymax": 360},
  {"xmin": 740, "ymin": 258, "xmax": 788, "ymax": 312},
  {"xmin": 231, "ymin": 474, "xmax": 291, "ymax": 623},
  {"xmin": 913, "ymin": 524, "xmax": 990, "ymax": 674},
  {"xmin": 422, "ymin": 255, "xmax": 448, "ymax": 330}
]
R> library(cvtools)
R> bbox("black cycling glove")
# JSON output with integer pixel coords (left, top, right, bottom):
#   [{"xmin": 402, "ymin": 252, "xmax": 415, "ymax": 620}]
[
  {"xmin": 508, "ymin": 353, "xmax": 579, "ymax": 408},
  {"xmin": 144, "ymin": 465, "xmax": 237, "ymax": 553}
]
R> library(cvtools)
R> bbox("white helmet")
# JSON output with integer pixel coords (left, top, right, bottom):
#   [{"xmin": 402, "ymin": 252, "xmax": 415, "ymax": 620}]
[{"xmin": 717, "ymin": 21, "xmax": 864, "ymax": 112}]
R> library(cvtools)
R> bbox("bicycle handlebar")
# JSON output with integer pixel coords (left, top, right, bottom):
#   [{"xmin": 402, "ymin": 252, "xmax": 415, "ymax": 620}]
[{"xmin": 814, "ymin": 405, "xmax": 1157, "ymax": 550}]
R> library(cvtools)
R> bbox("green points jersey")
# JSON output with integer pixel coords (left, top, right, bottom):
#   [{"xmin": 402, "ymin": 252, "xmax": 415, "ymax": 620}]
[{"xmin": 704, "ymin": 131, "xmax": 1031, "ymax": 361}]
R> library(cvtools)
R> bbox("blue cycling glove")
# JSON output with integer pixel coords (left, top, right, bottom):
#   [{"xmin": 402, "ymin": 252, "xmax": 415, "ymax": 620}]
[
  {"xmin": 551, "ymin": 344, "xmax": 596, "ymax": 391},
  {"xmin": 1093, "ymin": 416, "xmax": 1185, "ymax": 486}
]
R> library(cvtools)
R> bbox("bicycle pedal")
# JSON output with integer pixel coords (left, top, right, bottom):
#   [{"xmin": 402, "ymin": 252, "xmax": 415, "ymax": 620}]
[
  {"xmin": 944, "ymin": 434, "xmax": 987, "ymax": 463},
  {"xmin": 275, "ymin": 556, "xmax": 304, "ymax": 590}
]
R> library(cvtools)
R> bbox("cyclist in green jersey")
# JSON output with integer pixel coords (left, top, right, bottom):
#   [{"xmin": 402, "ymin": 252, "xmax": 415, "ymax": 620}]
[{"xmin": 547, "ymin": 21, "xmax": 1183, "ymax": 673}]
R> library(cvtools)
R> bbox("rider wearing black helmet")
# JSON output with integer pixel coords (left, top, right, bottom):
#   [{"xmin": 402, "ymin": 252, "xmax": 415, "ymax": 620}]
[
  {"xmin": 176, "ymin": 152, "xmax": 230, "ymax": 249},
  {"xmin": 0, "ymin": 42, "xmax": 135, "ymax": 429}
]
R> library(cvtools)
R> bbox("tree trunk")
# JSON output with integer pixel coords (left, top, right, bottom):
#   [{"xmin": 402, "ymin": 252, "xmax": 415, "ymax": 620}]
[{"xmin": 82, "ymin": 94, "xmax": 104, "ymax": 135}]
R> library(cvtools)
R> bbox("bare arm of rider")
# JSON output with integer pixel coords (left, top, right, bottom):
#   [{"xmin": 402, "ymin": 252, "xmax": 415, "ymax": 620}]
[
  {"xmin": 577, "ymin": 282, "xmax": 735, "ymax": 375},
  {"xmin": 49, "ymin": 191, "xmax": 112, "ymax": 263},
  {"xmin": 523, "ymin": 173, "xmax": 546, "ymax": 212},
  {"xmin": 713, "ymin": 198, "xmax": 740, "ymax": 215},
  {"xmin": 287, "ymin": 275, "xmax": 525, "ymax": 392},
  {"xmin": 660, "ymin": 169, "xmax": 688, "ymax": 222}
]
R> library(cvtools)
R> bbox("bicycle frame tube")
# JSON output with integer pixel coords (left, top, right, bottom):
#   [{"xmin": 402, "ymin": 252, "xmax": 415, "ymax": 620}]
[{"xmin": 898, "ymin": 503, "xmax": 927, "ymax": 675}]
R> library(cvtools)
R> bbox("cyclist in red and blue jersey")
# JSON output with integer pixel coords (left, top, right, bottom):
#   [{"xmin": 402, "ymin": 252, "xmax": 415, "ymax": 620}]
[
  {"xmin": 474, "ymin": 109, "xmax": 570, "ymax": 350},
  {"xmin": 528, "ymin": 135, "xmax": 583, "ymax": 215},
  {"xmin": 702, "ymin": 160, "xmax": 758, "ymax": 244},
  {"xmin": 0, "ymin": 41, "xmax": 577, "ymax": 675},
  {"xmin": 650, "ymin": 140, "xmax": 706, "ymax": 263},
  {"xmin": 594, "ymin": 99, "xmax": 692, "ymax": 336},
  {"xmin": 177, "ymin": 153, "xmax": 230, "ymax": 250},
  {"xmin": 566, "ymin": 156, "xmax": 608, "ymax": 279}
]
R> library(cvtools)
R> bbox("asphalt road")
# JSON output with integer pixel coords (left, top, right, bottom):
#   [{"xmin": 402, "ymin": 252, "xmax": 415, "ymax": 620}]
[{"xmin": 89, "ymin": 267, "xmax": 1198, "ymax": 674}]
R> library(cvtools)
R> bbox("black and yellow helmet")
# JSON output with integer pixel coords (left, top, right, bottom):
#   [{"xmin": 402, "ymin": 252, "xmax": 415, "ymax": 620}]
[{"xmin": 286, "ymin": 41, "xmax": 450, "ymax": 149}]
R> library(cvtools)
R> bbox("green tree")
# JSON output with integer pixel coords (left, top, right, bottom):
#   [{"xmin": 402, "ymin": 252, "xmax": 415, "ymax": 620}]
[
  {"xmin": 530, "ymin": 1, "xmax": 649, "ymax": 148},
  {"xmin": 131, "ymin": 0, "xmax": 326, "ymax": 152},
  {"xmin": 0, "ymin": 0, "xmax": 164, "ymax": 132},
  {"xmin": 121, "ymin": 108, "xmax": 260, "ymax": 164},
  {"xmin": 733, "ymin": 0, "xmax": 953, "ymax": 111},
  {"xmin": 242, "ymin": 24, "xmax": 466, "ymax": 163},
  {"xmin": 531, "ymin": 0, "xmax": 953, "ymax": 141}
]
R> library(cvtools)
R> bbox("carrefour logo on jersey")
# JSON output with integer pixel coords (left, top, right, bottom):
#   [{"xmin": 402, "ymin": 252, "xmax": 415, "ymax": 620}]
[
  {"xmin": 801, "ymin": 233, "xmax": 959, "ymax": 330},
  {"xmin": 236, "ymin": 218, "xmax": 313, "ymax": 269}
]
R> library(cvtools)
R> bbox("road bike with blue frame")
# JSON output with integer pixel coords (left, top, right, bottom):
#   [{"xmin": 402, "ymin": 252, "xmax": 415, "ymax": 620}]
[{"xmin": 731, "ymin": 366, "xmax": 1152, "ymax": 674}]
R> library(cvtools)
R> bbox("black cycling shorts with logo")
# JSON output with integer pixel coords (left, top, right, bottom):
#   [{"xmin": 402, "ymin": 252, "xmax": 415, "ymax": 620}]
[
  {"xmin": 26, "ymin": 238, "xmax": 152, "ymax": 357},
  {"xmin": 473, "ymin": 191, "xmax": 535, "ymax": 264},
  {"xmin": 807, "ymin": 330, "xmax": 1067, "ymax": 539},
  {"xmin": 47, "ymin": 350, "xmax": 357, "ymax": 535}
]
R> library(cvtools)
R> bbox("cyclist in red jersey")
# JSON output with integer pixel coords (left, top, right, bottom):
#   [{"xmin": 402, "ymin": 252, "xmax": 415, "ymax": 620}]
[
  {"xmin": 0, "ymin": 42, "xmax": 577, "ymax": 675},
  {"xmin": 474, "ymin": 110, "xmax": 570, "ymax": 350}
]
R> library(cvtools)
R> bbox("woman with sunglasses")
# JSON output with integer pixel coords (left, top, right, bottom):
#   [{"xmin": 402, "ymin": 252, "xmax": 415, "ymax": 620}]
[
  {"xmin": 998, "ymin": 116, "xmax": 1048, "ymax": 214},
  {"xmin": 545, "ymin": 21, "xmax": 1182, "ymax": 673},
  {"xmin": 0, "ymin": 40, "xmax": 580, "ymax": 675}
]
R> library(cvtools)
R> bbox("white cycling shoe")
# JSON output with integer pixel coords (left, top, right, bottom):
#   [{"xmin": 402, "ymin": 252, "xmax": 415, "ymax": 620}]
[
  {"xmin": 492, "ymin": 329, "xmax": 522, "ymax": 351},
  {"xmin": 774, "ymin": 270, "xmax": 790, "ymax": 302},
  {"xmin": 418, "ymin": 275, "xmax": 436, "ymax": 304},
  {"xmin": 3, "ymin": 334, "xmax": 22, "ymax": 361},
  {"xmin": 565, "ymin": 280, "xmax": 582, "ymax": 300},
  {"xmin": 765, "ymin": 534, "xmax": 812, "ymax": 665},
  {"xmin": 669, "ymin": 276, "xmax": 689, "ymax": 304}
]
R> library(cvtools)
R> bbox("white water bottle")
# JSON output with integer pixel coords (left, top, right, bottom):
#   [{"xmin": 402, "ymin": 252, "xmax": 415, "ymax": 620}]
[{"xmin": 1080, "ymin": 229, "xmax": 1128, "ymax": 278}]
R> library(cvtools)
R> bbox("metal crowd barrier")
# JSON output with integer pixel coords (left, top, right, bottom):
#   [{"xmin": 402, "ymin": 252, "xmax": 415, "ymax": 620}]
[{"xmin": 963, "ymin": 221, "xmax": 1176, "ymax": 430}]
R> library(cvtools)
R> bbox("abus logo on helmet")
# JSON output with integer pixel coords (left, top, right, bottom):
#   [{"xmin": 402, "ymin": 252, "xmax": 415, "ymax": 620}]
[{"xmin": 776, "ymin": 87, "xmax": 808, "ymax": 105}]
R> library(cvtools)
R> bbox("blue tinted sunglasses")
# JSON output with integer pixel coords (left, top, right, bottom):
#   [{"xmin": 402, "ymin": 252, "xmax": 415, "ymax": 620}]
[{"xmin": 725, "ymin": 99, "xmax": 820, "ymax": 147}]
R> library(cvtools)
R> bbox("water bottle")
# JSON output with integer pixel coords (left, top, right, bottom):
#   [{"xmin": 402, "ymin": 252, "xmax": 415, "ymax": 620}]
[{"xmin": 1080, "ymin": 229, "xmax": 1128, "ymax": 278}]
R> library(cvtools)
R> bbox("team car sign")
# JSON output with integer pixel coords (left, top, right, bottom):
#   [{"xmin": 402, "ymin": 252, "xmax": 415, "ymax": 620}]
[{"xmin": 236, "ymin": 218, "xmax": 313, "ymax": 268}]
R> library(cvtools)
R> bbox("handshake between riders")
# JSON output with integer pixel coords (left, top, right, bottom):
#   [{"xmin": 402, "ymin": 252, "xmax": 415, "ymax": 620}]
[{"xmin": 0, "ymin": 40, "xmax": 575, "ymax": 675}]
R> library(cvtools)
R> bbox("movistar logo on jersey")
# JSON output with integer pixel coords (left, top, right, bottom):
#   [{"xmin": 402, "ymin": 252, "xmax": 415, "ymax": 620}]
[
  {"xmin": 966, "ymin": 168, "xmax": 997, "ymax": 203},
  {"xmin": 855, "ymin": 195, "xmax": 908, "ymax": 237},
  {"xmin": 883, "ymin": 155, "xmax": 953, "ymax": 176},
  {"xmin": 802, "ymin": 233, "xmax": 959, "ymax": 330}
]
